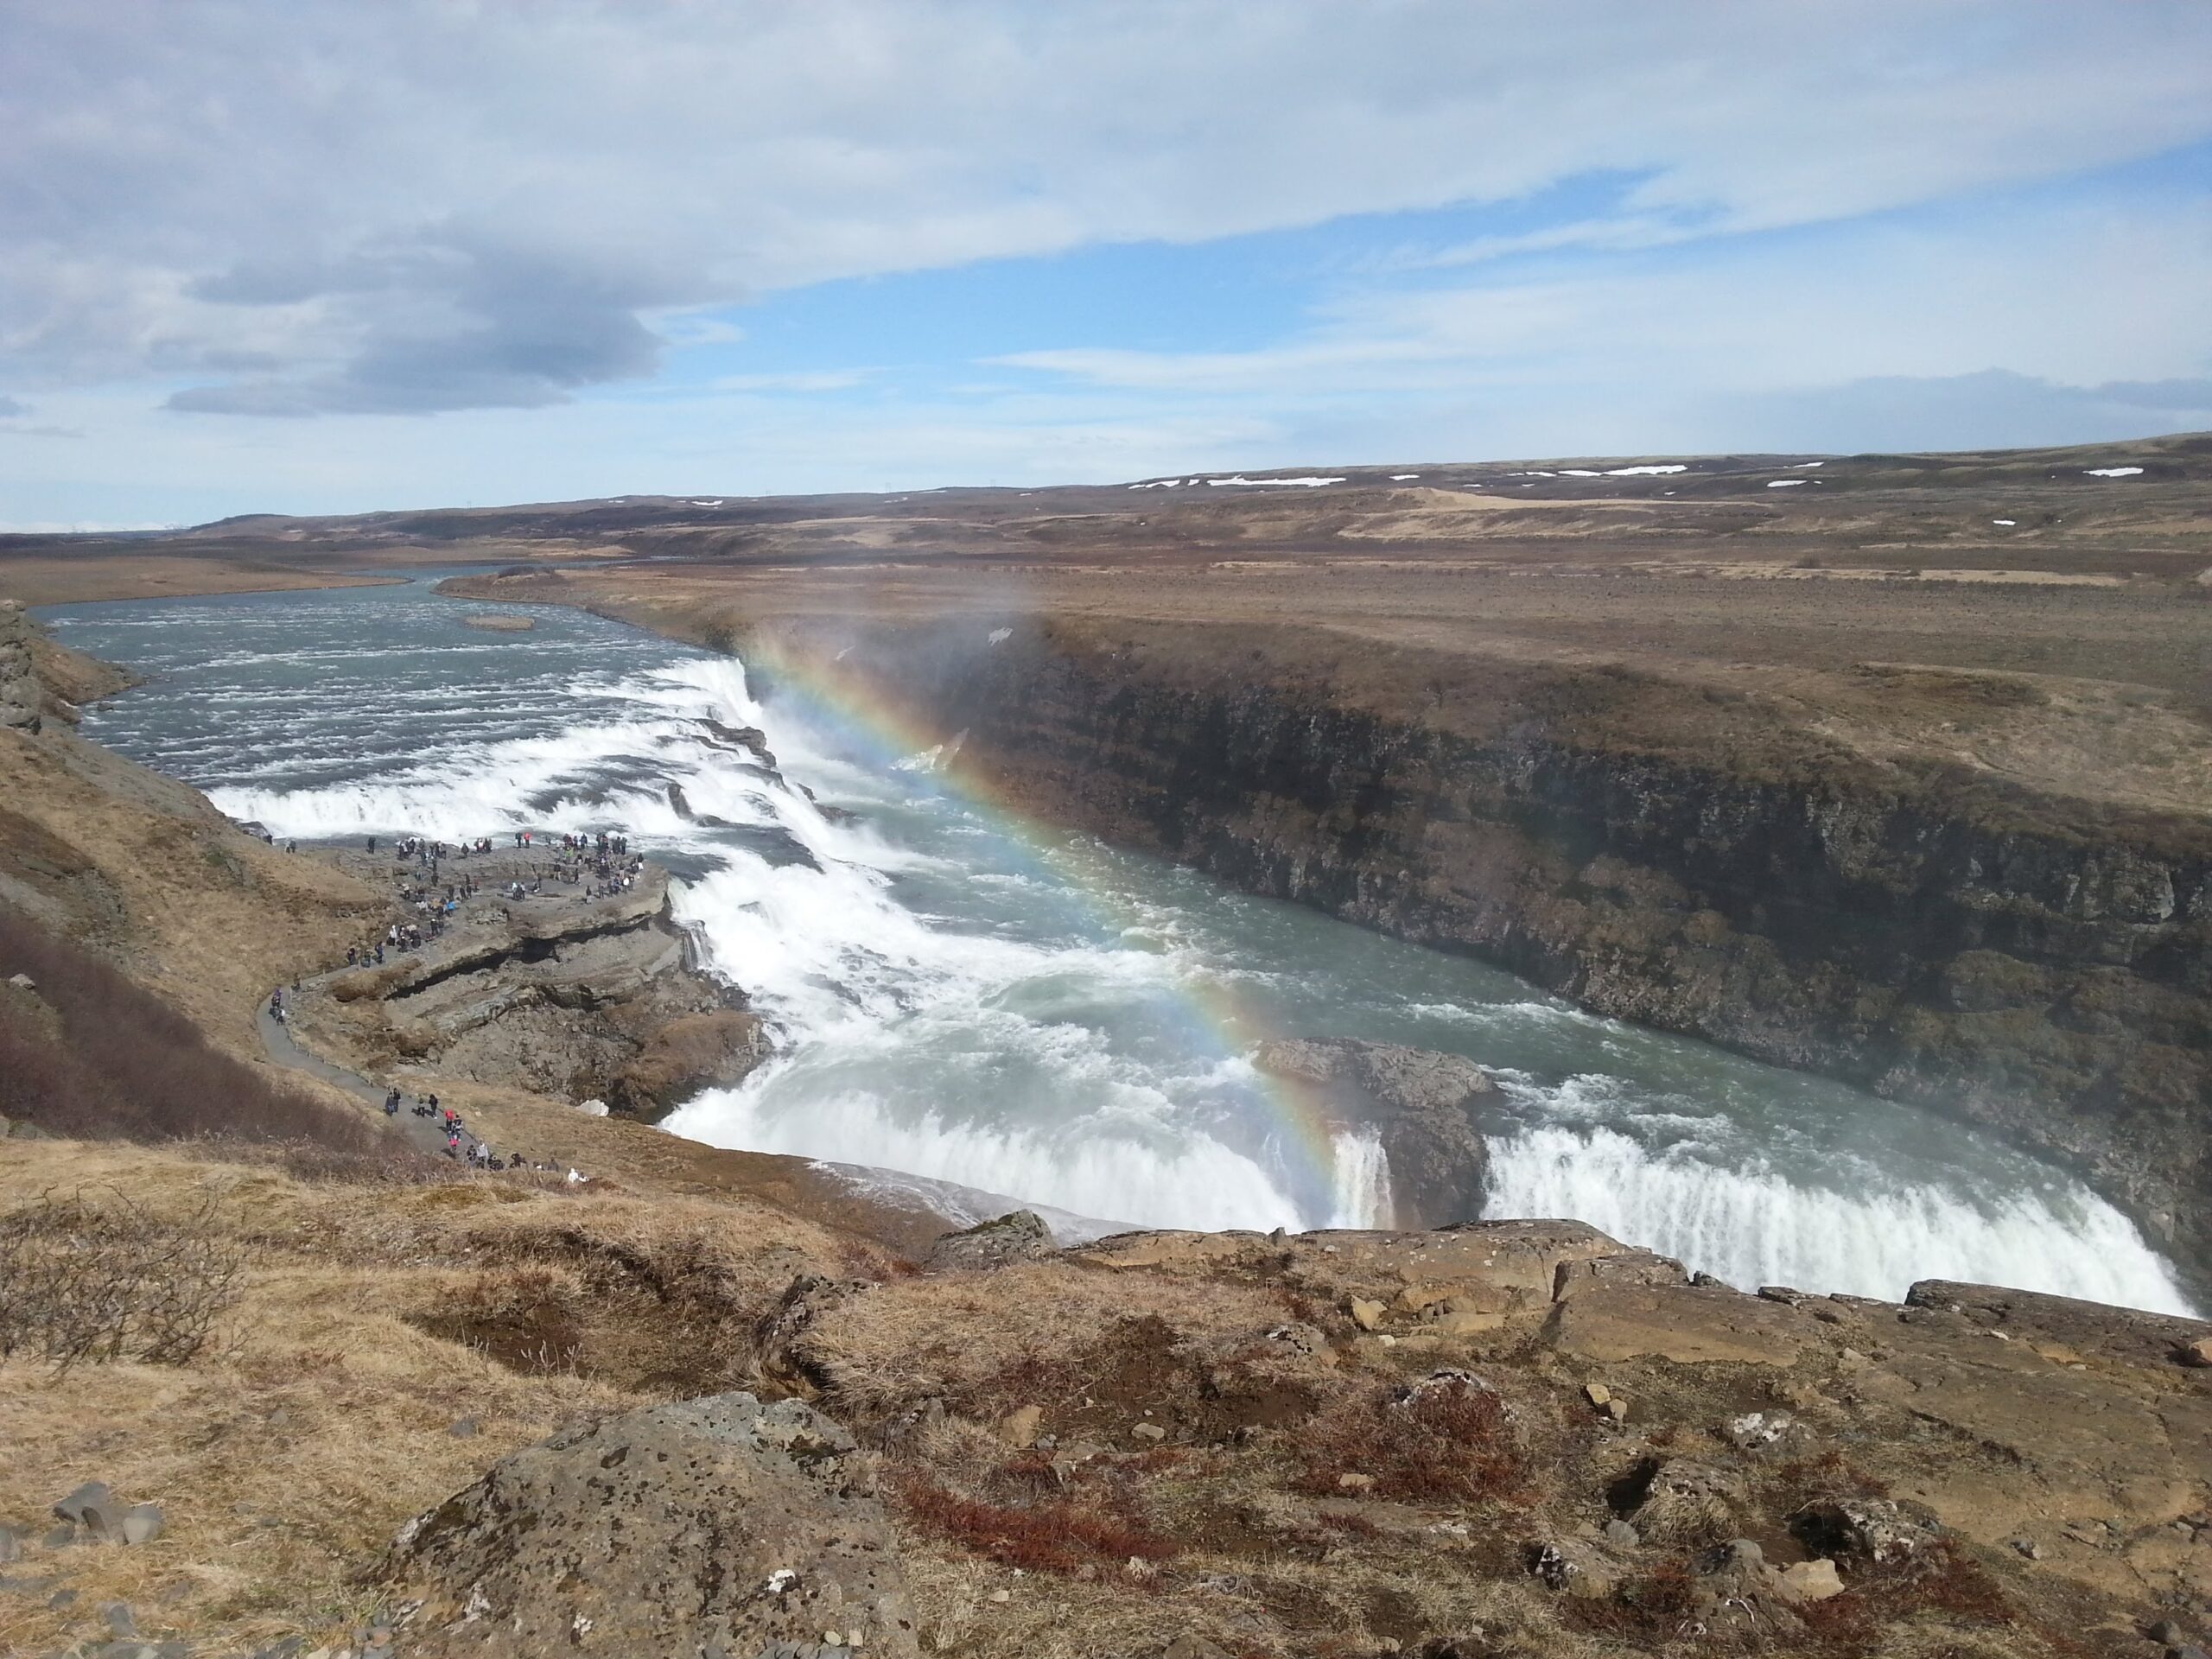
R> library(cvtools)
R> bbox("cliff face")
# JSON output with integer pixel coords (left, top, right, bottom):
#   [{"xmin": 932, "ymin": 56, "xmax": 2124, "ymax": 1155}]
[
  {"xmin": 302, "ymin": 853, "xmax": 766, "ymax": 1117},
  {"xmin": 771, "ymin": 615, "xmax": 2212, "ymax": 1284}
]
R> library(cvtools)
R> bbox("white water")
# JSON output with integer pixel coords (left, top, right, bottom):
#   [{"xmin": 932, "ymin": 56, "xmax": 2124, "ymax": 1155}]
[
  {"xmin": 42, "ymin": 577, "xmax": 2202, "ymax": 1315},
  {"xmin": 1487, "ymin": 1124, "xmax": 2183, "ymax": 1306}
]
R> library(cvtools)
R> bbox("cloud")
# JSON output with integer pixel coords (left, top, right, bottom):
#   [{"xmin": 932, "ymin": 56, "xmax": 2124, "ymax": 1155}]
[
  {"xmin": 1712, "ymin": 371, "xmax": 2212, "ymax": 454},
  {"xmin": 0, "ymin": 395, "xmax": 26, "ymax": 417},
  {"xmin": 166, "ymin": 238, "xmax": 665, "ymax": 415},
  {"xmin": 998, "ymin": 196, "xmax": 2212, "ymax": 405},
  {"xmin": 3, "ymin": 0, "xmax": 2209, "ymax": 416}
]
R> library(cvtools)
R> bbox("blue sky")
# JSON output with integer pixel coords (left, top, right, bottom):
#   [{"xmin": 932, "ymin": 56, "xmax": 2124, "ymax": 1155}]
[{"xmin": 3, "ymin": 1, "xmax": 2209, "ymax": 526}]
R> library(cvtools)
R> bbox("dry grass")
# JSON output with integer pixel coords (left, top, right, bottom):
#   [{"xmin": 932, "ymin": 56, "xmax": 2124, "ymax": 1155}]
[
  {"xmin": 0, "ymin": 1137, "xmax": 881, "ymax": 1657},
  {"xmin": 792, "ymin": 1258, "xmax": 1306, "ymax": 1426}
]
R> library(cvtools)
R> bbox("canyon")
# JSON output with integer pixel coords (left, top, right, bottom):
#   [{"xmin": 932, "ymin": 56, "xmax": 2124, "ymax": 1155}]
[{"xmin": 3, "ymin": 434, "xmax": 2209, "ymax": 1657}]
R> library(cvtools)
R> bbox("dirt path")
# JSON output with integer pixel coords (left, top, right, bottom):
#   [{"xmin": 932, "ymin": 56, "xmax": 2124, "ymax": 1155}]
[{"xmin": 256, "ymin": 983, "xmax": 493, "ymax": 1164}]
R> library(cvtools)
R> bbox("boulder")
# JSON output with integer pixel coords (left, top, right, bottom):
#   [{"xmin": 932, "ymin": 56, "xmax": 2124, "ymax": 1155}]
[
  {"xmin": 119, "ymin": 1504, "xmax": 163, "ymax": 1546},
  {"xmin": 924, "ymin": 1210, "xmax": 1055, "ymax": 1273},
  {"xmin": 1905, "ymin": 1279, "xmax": 2212, "ymax": 1373},
  {"xmin": 1777, "ymin": 1557, "xmax": 1846, "ymax": 1603},
  {"xmin": 381, "ymin": 1390, "xmax": 918, "ymax": 1657},
  {"xmin": 1792, "ymin": 1496, "xmax": 1943, "ymax": 1568},
  {"xmin": 53, "ymin": 1482, "xmax": 125, "ymax": 1542},
  {"xmin": 1691, "ymin": 1539, "xmax": 1806, "ymax": 1637},
  {"xmin": 1254, "ymin": 1038, "xmax": 1495, "ymax": 1228},
  {"xmin": 1530, "ymin": 1538, "xmax": 1624, "ymax": 1599},
  {"xmin": 1553, "ymin": 1250, "xmax": 1688, "ymax": 1298}
]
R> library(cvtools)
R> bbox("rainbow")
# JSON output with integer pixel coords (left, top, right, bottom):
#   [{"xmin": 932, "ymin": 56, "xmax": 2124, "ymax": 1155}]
[{"xmin": 728, "ymin": 630, "xmax": 1380, "ymax": 1227}]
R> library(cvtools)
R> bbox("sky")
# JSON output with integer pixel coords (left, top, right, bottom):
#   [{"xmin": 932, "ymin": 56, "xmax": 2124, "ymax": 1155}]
[{"xmin": 3, "ymin": 0, "xmax": 2209, "ymax": 529}]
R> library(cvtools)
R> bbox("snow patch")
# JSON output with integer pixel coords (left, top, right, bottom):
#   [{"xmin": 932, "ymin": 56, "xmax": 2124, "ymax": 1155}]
[
  {"xmin": 987, "ymin": 627, "xmax": 1012, "ymax": 646},
  {"xmin": 1992, "ymin": 519, "xmax": 2017, "ymax": 527},
  {"xmin": 1203, "ymin": 474, "xmax": 1346, "ymax": 488},
  {"xmin": 1389, "ymin": 474, "xmax": 1421, "ymax": 480},
  {"xmin": 1766, "ymin": 479, "xmax": 1809, "ymax": 488},
  {"xmin": 1560, "ymin": 469, "xmax": 1603, "ymax": 477},
  {"xmin": 2084, "ymin": 467, "xmax": 2144, "ymax": 478},
  {"xmin": 1607, "ymin": 464, "xmax": 1687, "ymax": 476}
]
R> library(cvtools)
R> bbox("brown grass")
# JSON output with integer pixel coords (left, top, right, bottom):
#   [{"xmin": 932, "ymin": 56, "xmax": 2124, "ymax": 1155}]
[
  {"xmin": 893, "ymin": 1473, "xmax": 1178, "ymax": 1576},
  {"xmin": 1560, "ymin": 1557, "xmax": 1700, "ymax": 1645},
  {"xmin": 1772, "ymin": 1450, "xmax": 1893, "ymax": 1512},
  {"xmin": 1795, "ymin": 1540, "xmax": 2020, "ymax": 1652},
  {"xmin": 0, "ymin": 1135, "xmax": 893, "ymax": 1657},
  {"xmin": 1293, "ymin": 1372, "xmax": 1523, "ymax": 1506}
]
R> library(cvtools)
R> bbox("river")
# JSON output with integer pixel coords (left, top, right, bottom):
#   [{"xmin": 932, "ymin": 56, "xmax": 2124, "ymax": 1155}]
[{"xmin": 37, "ymin": 572, "xmax": 2199, "ymax": 1313}]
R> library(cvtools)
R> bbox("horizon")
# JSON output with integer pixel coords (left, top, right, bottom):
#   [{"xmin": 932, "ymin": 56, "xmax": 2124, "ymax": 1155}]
[
  {"xmin": 4, "ymin": 1, "xmax": 2211, "ymax": 529},
  {"xmin": 10, "ymin": 424, "xmax": 2191, "ymax": 541}
]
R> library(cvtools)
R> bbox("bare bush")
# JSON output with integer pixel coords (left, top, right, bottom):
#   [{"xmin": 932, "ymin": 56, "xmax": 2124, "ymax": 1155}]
[
  {"xmin": 0, "ymin": 906, "xmax": 434, "ymax": 1175},
  {"xmin": 0, "ymin": 1187, "xmax": 245, "ymax": 1370}
]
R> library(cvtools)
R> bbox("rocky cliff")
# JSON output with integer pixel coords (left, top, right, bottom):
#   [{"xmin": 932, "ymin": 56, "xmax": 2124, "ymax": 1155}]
[
  {"xmin": 299, "ymin": 852, "xmax": 766, "ymax": 1117},
  {"xmin": 0, "ymin": 601, "xmax": 44, "ymax": 734},
  {"xmin": 730, "ymin": 612, "xmax": 2212, "ymax": 1293}
]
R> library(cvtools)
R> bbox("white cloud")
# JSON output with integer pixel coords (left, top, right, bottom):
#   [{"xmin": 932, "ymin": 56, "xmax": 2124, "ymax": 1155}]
[
  {"xmin": 3, "ymin": 0, "xmax": 2209, "ymax": 414},
  {"xmin": 999, "ymin": 196, "xmax": 2212, "ymax": 405}
]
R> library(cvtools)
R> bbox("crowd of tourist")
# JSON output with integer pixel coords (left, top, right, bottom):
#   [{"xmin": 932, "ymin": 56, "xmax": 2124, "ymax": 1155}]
[{"xmin": 257, "ymin": 823, "xmax": 646, "ymax": 1185}]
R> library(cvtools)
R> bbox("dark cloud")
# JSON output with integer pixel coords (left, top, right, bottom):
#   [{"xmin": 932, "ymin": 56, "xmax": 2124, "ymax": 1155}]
[{"xmin": 168, "ymin": 240, "xmax": 665, "ymax": 416}]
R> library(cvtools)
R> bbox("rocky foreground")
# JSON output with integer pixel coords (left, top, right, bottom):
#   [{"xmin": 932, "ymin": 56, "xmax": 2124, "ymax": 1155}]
[{"xmin": 3, "ymin": 1129, "xmax": 2209, "ymax": 1658}]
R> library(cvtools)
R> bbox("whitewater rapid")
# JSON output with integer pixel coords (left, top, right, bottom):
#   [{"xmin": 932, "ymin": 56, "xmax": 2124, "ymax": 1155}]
[{"xmin": 44, "ymin": 578, "xmax": 2200, "ymax": 1314}]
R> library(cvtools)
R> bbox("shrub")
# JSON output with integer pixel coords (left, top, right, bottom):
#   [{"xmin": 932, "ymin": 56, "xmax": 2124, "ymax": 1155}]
[
  {"xmin": 892, "ymin": 1474, "xmax": 1177, "ymax": 1576},
  {"xmin": 0, "ymin": 1187, "xmax": 245, "ymax": 1370},
  {"xmin": 1294, "ymin": 1370, "xmax": 1523, "ymax": 1504},
  {"xmin": 0, "ymin": 906, "xmax": 417, "ymax": 1171}
]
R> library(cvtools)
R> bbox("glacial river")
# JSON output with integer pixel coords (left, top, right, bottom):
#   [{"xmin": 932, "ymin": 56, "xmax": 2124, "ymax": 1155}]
[{"xmin": 38, "ymin": 574, "xmax": 2199, "ymax": 1313}]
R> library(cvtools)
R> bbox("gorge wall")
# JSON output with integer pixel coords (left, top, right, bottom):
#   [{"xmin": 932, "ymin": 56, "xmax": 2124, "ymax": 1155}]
[{"xmin": 736, "ymin": 610, "xmax": 2212, "ymax": 1289}]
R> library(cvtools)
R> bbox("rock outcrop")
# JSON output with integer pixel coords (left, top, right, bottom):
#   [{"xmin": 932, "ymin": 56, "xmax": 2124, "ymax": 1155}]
[
  {"xmin": 381, "ymin": 1391, "xmax": 918, "ymax": 1657},
  {"xmin": 302, "ymin": 855, "xmax": 765, "ymax": 1116},
  {"xmin": 923, "ymin": 1208, "xmax": 1056, "ymax": 1272},
  {"xmin": 0, "ymin": 601, "xmax": 43, "ymax": 734},
  {"xmin": 1254, "ymin": 1037, "xmax": 1494, "ymax": 1228}
]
